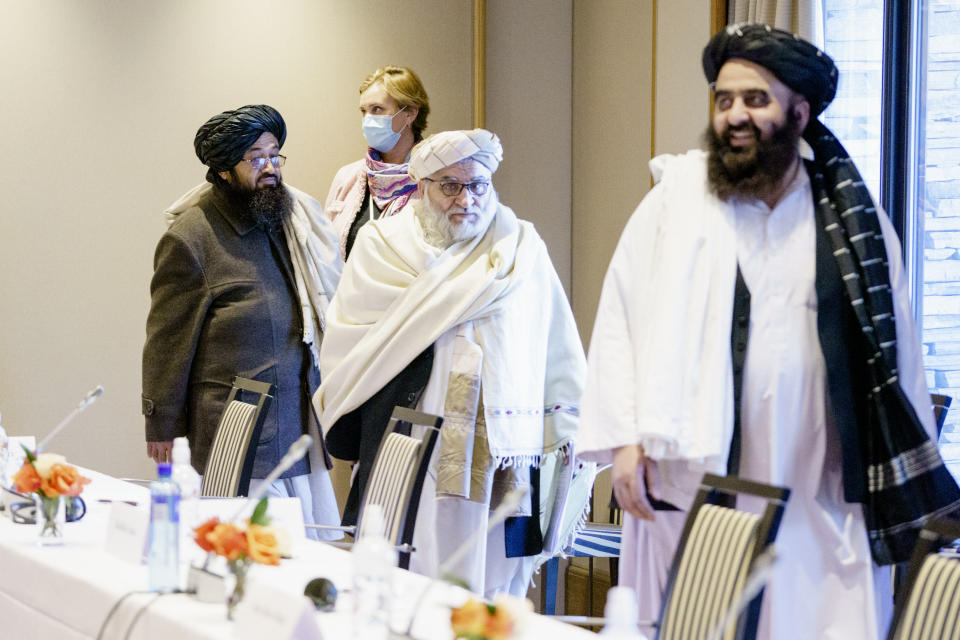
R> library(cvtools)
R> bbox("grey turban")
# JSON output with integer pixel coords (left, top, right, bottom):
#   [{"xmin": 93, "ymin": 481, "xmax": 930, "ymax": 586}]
[
  {"xmin": 702, "ymin": 23, "xmax": 838, "ymax": 116},
  {"xmin": 408, "ymin": 129, "xmax": 503, "ymax": 181},
  {"xmin": 194, "ymin": 104, "xmax": 287, "ymax": 182}
]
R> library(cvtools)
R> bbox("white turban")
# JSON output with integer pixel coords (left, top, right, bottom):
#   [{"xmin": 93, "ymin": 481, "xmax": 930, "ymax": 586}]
[{"xmin": 407, "ymin": 129, "xmax": 503, "ymax": 180}]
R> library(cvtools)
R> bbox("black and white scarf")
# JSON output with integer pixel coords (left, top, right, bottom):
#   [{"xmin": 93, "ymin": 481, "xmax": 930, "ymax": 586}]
[{"xmin": 805, "ymin": 118, "xmax": 960, "ymax": 564}]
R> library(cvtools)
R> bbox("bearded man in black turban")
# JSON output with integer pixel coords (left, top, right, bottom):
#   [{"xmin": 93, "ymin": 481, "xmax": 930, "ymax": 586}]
[
  {"xmin": 576, "ymin": 24, "xmax": 960, "ymax": 640},
  {"xmin": 142, "ymin": 105, "xmax": 343, "ymax": 540}
]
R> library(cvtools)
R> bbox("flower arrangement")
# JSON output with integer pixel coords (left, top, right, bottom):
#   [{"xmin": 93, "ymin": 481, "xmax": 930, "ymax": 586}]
[
  {"xmin": 12, "ymin": 446, "xmax": 90, "ymax": 540},
  {"xmin": 193, "ymin": 498, "xmax": 281, "ymax": 617},
  {"xmin": 450, "ymin": 595, "xmax": 531, "ymax": 640}
]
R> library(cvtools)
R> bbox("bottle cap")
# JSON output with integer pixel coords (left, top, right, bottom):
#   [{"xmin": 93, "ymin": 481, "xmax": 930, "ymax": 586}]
[
  {"xmin": 359, "ymin": 503, "xmax": 387, "ymax": 540},
  {"xmin": 172, "ymin": 437, "xmax": 190, "ymax": 464},
  {"xmin": 157, "ymin": 462, "xmax": 172, "ymax": 478},
  {"xmin": 604, "ymin": 585, "xmax": 639, "ymax": 628}
]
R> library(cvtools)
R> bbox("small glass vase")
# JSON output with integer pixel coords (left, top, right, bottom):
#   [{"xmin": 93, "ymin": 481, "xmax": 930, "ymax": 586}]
[
  {"xmin": 35, "ymin": 495, "xmax": 65, "ymax": 545},
  {"xmin": 227, "ymin": 558, "xmax": 250, "ymax": 620}
]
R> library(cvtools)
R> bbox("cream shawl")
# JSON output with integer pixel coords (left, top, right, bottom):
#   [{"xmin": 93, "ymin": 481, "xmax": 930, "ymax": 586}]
[{"xmin": 315, "ymin": 201, "xmax": 584, "ymax": 462}]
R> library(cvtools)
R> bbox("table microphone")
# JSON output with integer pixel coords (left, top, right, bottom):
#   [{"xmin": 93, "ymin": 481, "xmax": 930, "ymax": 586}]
[
  {"xmin": 400, "ymin": 484, "xmax": 532, "ymax": 638},
  {"xmin": 228, "ymin": 434, "xmax": 313, "ymax": 521},
  {"xmin": 37, "ymin": 385, "xmax": 104, "ymax": 452}
]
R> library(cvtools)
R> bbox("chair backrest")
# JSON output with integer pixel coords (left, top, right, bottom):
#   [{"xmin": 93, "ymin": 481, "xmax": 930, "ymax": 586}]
[
  {"xmin": 356, "ymin": 406, "xmax": 442, "ymax": 569},
  {"xmin": 657, "ymin": 473, "xmax": 790, "ymax": 640},
  {"xmin": 931, "ymin": 393, "xmax": 952, "ymax": 437},
  {"xmin": 200, "ymin": 377, "xmax": 273, "ymax": 498},
  {"xmin": 887, "ymin": 518, "xmax": 960, "ymax": 640}
]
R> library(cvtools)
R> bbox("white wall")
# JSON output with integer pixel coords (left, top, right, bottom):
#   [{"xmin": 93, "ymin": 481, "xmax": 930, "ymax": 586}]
[{"xmin": 0, "ymin": 0, "xmax": 473, "ymax": 478}]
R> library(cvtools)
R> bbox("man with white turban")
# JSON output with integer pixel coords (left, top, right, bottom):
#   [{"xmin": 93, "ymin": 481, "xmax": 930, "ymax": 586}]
[{"xmin": 315, "ymin": 129, "xmax": 594, "ymax": 597}]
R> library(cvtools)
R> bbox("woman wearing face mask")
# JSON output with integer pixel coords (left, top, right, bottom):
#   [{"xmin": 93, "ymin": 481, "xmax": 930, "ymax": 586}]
[{"xmin": 324, "ymin": 66, "xmax": 429, "ymax": 259}]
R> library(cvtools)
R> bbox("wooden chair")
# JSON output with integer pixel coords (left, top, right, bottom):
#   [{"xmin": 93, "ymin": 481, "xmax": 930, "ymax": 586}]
[
  {"xmin": 553, "ymin": 473, "xmax": 790, "ymax": 640},
  {"xmin": 308, "ymin": 406, "xmax": 442, "ymax": 569},
  {"xmin": 199, "ymin": 377, "xmax": 273, "ymax": 498},
  {"xmin": 654, "ymin": 473, "xmax": 789, "ymax": 640},
  {"xmin": 886, "ymin": 518, "xmax": 960, "ymax": 640}
]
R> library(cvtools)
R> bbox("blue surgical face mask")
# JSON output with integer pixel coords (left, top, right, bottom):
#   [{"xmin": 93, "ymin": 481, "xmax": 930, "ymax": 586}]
[{"xmin": 361, "ymin": 106, "xmax": 407, "ymax": 153}]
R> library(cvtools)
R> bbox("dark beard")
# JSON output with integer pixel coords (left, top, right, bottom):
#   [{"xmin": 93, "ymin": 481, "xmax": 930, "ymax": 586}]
[
  {"xmin": 705, "ymin": 110, "xmax": 802, "ymax": 202},
  {"xmin": 220, "ymin": 178, "xmax": 293, "ymax": 229}
]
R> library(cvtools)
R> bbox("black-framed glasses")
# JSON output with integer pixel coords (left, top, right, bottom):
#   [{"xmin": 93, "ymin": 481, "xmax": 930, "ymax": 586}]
[
  {"xmin": 422, "ymin": 178, "xmax": 490, "ymax": 197},
  {"xmin": 243, "ymin": 155, "xmax": 286, "ymax": 171}
]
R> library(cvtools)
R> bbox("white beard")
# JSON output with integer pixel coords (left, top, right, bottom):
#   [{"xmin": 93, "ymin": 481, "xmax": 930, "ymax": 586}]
[{"xmin": 414, "ymin": 191, "xmax": 496, "ymax": 249}]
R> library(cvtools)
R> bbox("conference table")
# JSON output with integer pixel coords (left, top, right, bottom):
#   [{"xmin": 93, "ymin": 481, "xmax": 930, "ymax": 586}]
[{"xmin": 0, "ymin": 468, "xmax": 596, "ymax": 639}]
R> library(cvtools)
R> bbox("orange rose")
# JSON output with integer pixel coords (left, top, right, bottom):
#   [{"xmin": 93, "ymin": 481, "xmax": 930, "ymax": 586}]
[
  {"xmin": 451, "ymin": 599, "xmax": 490, "ymax": 638},
  {"xmin": 193, "ymin": 517, "xmax": 220, "ymax": 553},
  {"xmin": 245, "ymin": 524, "xmax": 281, "ymax": 566},
  {"xmin": 207, "ymin": 522, "xmax": 248, "ymax": 561},
  {"xmin": 41, "ymin": 464, "xmax": 90, "ymax": 497},
  {"xmin": 484, "ymin": 605, "xmax": 515, "ymax": 640},
  {"xmin": 12, "ymin": 462, "xmax": 41, "ymax": 494}
]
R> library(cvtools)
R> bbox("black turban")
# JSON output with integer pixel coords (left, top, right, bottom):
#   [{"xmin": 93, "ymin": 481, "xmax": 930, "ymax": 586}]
[
  {"xmin": 702, "ymin": 23, "xmax": 838, "ymax": 116},
  {"xmin": 194, "ymin": 104, "xmax": 286, "ymax": 181}
]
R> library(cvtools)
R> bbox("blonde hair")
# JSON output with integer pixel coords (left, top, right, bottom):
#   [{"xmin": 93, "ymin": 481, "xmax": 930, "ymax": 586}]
[{"xmin": 360, "ymin": 66, "xmax": 430, "ymax": 142}]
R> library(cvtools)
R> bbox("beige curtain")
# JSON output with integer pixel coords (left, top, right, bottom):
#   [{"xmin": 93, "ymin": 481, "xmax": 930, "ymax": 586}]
[{"xmin": 728, "ymin": 0, "xmax": 824, "ymax": 47}]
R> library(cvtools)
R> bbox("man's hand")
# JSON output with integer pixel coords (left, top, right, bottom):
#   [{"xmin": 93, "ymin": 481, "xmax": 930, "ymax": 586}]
[
  {"xmin": 147, "ymin": 441, "xmax": 174, "ymax": 464},
  {"xmin": 611, "ymin": 443, "xmax": 660, "ymax": 521}
]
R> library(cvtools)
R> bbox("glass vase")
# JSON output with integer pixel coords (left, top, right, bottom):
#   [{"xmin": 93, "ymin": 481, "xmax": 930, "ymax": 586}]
[
  {"xmin": 227, "ymin": 558, "xmax": 250, "ymax": 620},
  {"xmin": 35, "ymin": 495, "xmax": 65, "ymax": 545}
]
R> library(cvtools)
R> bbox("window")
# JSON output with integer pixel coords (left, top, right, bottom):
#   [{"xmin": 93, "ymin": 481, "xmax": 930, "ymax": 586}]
[{"xmin": 824, "ymin": 0, "xmax": 960, "ymax": 478}]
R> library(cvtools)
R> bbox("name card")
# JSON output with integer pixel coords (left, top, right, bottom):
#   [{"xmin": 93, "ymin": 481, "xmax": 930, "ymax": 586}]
[
  {"xmin": 5, "ymin": 436, "xmax": 36, "ymax": 478},
  {"xmin": 234, "ymin": 579, "xmax": 322, "ymax": 640},
  {"xmin": 104, "ymin": 501, "xmax": 149, "ymax": 564}
]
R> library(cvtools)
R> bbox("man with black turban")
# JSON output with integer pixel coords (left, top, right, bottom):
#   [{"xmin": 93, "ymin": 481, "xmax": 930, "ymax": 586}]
[
  {"xmin": 142, "ymin": 105, "xmax": 343, "ymax": 539},
  {"xmin": 576, "ymin": 24, "xmax": 960, "ymax": 639}
]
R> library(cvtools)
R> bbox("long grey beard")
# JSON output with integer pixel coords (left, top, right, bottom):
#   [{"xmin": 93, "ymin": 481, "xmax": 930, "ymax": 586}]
[{"xmin": 247, "ymin": 185, "xmax": 293, "ymax": 229}]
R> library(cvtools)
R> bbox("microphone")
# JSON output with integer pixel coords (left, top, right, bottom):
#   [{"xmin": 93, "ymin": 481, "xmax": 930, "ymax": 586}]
[
  {"xmin": 38, "ymin": 385, "xmax": 104, "ymax": 452},
  {"xmin": 228, "ymin": 434, "xmax": 313, "ymax": 521},
  {"xmin": 401, "ymin": 484, "xmax": 532, "ymax": 638},
  {"xmin": 437, "ymin": 484, "xmax": 530, "ymax": 577}
]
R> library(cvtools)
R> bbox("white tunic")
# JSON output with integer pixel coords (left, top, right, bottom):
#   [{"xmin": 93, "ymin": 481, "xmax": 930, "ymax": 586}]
[{"xmin": 578, "ymin": 151, "xmax": 935, "ymax": 639}]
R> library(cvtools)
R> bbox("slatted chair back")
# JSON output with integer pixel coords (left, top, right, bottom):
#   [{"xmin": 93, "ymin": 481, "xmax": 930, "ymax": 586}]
[
  {"xmin": 356, "ymin": 406, "xmax": 442, "ymax": 569},
  {"xmin": 200, "ymin": 377, "xmax": 273, "ymax": 498},
  {"xmin": 888, "ymin": 518, "xmax": 960, "ymax": 640},
  {"xmin": 657, "ymin": 473, "xmax": 790, "ymax": 640}
]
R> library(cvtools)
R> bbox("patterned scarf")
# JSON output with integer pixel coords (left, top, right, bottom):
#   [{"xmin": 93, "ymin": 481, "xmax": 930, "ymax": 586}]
[
  {"xmin": 364, "ymin": 149, "xmax": 418, "ymax": 218},
  {"xmin": 804, "ymin": 118, "xmax": 960, "ymax": 564}
]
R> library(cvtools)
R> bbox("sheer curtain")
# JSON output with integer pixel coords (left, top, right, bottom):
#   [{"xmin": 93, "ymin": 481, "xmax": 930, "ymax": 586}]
[{"xmin": 728, "ymin": 0, "xmax": 824, "ymax": 47}]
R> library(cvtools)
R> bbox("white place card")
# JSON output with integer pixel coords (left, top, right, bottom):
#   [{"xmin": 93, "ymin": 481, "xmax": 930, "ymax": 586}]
[
  {"xmin": 104, "ymin": 501, "xmax": 149, "ymax": 564},
  {"xmin": 5, "ymin": 436, "xmax": 36, "ymax": 478},
  {"xmin": 234, "ymin": 579, "xmax": 322, "ymax": 640}
]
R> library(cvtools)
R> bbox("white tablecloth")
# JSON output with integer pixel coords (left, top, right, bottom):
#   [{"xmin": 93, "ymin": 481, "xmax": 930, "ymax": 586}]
[{"xmin": 0, "ymin": 469, "xmax": 595, "ymax": 639}]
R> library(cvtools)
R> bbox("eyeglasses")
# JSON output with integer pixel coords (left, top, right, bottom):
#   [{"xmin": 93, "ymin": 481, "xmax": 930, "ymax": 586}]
[
  {"xmin": 243, "ymin": 155, "xmax": 286, "ymax": 171},
  {"xmin": 422, "ymin": 178, "xmax": 491, "ymax": 197}
]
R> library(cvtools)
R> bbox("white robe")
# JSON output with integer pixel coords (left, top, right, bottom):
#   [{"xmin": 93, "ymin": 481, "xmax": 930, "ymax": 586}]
[{"xmin": 578, "ymin": 151, "xmax": 935, "ymax": 640}]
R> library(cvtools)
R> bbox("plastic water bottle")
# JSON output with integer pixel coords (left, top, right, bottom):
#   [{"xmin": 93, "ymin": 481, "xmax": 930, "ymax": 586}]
[
  {"xmin": 599, "ymin": 586, "xmax": 649, "ymax": 639},
  {"xmin": 352, "ymin": 504, "xmax": 396, "ymax": 640},
  {"xmin": 148, "ymin": 462, "xmax": 181, "ymax": 592},
  {"xmin": 171, "ymin": 437, "xmax": 201, "ymax": 549}
]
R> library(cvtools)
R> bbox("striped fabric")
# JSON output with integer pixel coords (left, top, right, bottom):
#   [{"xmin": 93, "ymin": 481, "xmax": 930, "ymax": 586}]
[
  {"xmin": 200, "ymin": 400, "xmax": 257, "ymax": 498},
  {"xmin": 893, "ymin": 554, "xmax": 960, "ymax": 640},
  {"xmin": 569, "ymin": 522, "xmax": 622, "ymax": 558},
  {"xmin": 357, "ymin": 432, "xmax": 420, "ymax": 544},
  {"xmin": 659, "ymin": 504, "xmax": 761, "ymax": 640},
  {"xmin": 805, "ymin": 118, "xmax": 960, "ymax": 564}
]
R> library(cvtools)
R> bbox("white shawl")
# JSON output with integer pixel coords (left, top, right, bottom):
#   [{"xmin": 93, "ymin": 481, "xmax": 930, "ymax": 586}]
[
  {"xmin": 578, "ymin": 150, "xmax": 738, "ymax": 470},
  {"xmin": 315, "ymin": 201, "xmax": 584, "ymax": 462},
  {"xmin": 164, "ymin": 182, "xmax": 342, "ymax": 366}
]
